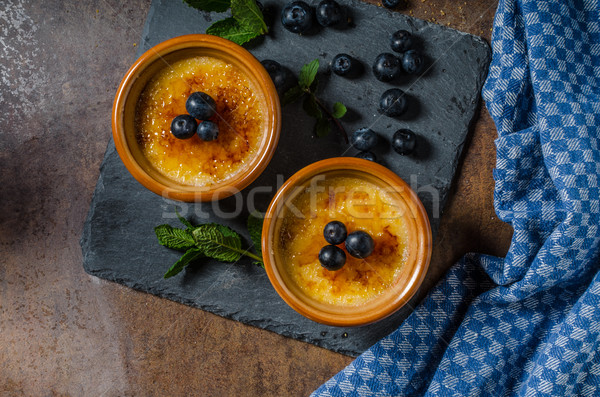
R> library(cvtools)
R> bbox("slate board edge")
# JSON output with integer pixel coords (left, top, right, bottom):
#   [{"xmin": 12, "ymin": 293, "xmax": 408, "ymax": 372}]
[
  {"xmin": 81, "ymin": 139, "xmax": 115, "ymax": 269},
  {"xmin": 80, "ymin": 0, "xmax": 492, "ymax": 358},
  {"xmin": 79, "ymin": 145, "xmax": 363, "ymax": 357},
  {"xmin": 439, "ymin": 45, "xmax": 491, "ymax": 219},
  {"xmin": 82, "ymin": 257, "xmax": 362, "ymax": 357}
]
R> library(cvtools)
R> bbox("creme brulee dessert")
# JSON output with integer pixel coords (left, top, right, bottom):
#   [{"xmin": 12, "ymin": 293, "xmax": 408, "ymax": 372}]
[
  {"xmin": 275, "ymin": 174, "xmax": 410, "ymax": 306},
  {"xmin": 135, "ymin": 56, "xmax": 265, "ymax": 186}
]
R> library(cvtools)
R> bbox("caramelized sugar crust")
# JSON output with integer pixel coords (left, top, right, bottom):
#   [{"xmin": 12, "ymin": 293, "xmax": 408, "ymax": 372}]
[
  {"xmin": 135, "ymin": 56, "xmax": 264, "ymax": 186},
  {"xmin": 279, "ymin": 176, "xmax": 409, "ymax": 306}
]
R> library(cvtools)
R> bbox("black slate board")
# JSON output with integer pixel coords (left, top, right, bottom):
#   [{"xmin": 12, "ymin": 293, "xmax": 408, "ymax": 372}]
[{"xmin": 81, "ymin": 0, "xmax": 490, "ymax": 356}]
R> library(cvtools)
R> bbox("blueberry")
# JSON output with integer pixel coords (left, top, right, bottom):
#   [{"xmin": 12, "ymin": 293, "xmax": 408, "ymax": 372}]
[
  {"xmin": 261, "ymin": 59, "xmax": 285, "ymax": 86},
  {"xmin": 318, "ymin": 245, "xmax": 346, "ymax": 270},
  {"xmin": 379, "ymin": 88, "xmax": 408, "ymax": 117},
  {"xmin": 281, "ymin": 1, "xmax": 314, "ymax": 34},
  {"xmin": 170, "ymin": 115, "xmax": 198, "ymax": 139},
  {"xmin": 316, "ymin": 0, "xmax": 345, "ymax": 27},
  {"xmin": 390, "ymin": 30, "xmax": 413, "ymax": 53},
  {"xmin": 186, "ymin": 92, "xmax": 216, "ymax": 120},
  {"xmin": 323, "ymin": 221, "xmax": 347, "ymax": 245},
  {"xmin": 331, "ymin": 53, "xmax": 358, "ymax": 77},
  {"xmin": 345, "ymin": 231, "xmax": 375, "ymax": 259},
  {"xmin": 392, "ymin": 129, "xmax": 416, "ymax": 155},
  {"xmin": 372, "ymin": 53, "xmax": 402, "ymax": 82},
  {"xmin": 351, "ymin": 128, "xmax": 378, "ymax": 151},
  {"xmin": 197, "ymin": 120, "xmax": 219, "ymax": 141},
  {"xmin": 402, "ymin": 50, "xmax": 425, "ymax": 74},
  {"xmin": 382, "ymin": 0, "xmax": 401, "ymax": 9},
  {"xmin": 261, "ymin": 59, "xmax": 294, "ymax": 95},
  {"xmin": 356, "ymin": 151, "xmax": 376, "ymax": 162}
]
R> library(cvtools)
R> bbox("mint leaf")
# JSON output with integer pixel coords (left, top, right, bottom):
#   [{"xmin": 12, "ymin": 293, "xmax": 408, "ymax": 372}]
[
  {"xmin": 176, "ymin": 208, "xmax": 194, "ymax": 229},
  {"xmin": 315, "ymin": 117, "xmax": 331, "ymax": 137},
  {"xmin": 332, "ymin": 102, "xmax": 347, "ymax": 119},
  {"xmin": 303, "ymin": 95, "xmax": 322, "ymax": 119},
  {"xmin": 299, "ymin": 59, "xmax": 319, "ymax": 90},
  {"xmin": 206, "ymin": 17, "xmax": 261, "ymax": 45},
  {"xmin": 184, "ymin": 0, "xmax": 231, "ymax": 12},
  {"xmin": 310, "ymin": 77, "xmax": 319, "ymax": 92},
  {"xmin": 155, "ymin": 224, "xmax": 196, "ymax": 252},
  {"xmin": 283, "ymin": 86, "xmax": 304, "ymax": 105},
  {"xmin": 247, "ymin": 211, "xmax": 264, "ymax": 256},
  {"xmin": 200, "ymin": 0, "xmax": 267, "ymax": 45},
  {"xmin": 164, "ymin": 248, "xmax": 205, "ymax": 279},
  {"xmin": 192, "ymin": 223, "xmax": 244, "ymax": 262},
  {"xmin": 231, "ymin": 0, "xmax": 267, "ymax": 34}
]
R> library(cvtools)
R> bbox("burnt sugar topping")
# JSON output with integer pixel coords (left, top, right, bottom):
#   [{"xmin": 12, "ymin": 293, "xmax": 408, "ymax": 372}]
[
  {"xmin": 135, "ymin": 56, "xmax": 265, "ymax": 186},
  {"xmin": 277, "ymin": 175, "xmax": 410, "ymax": 306}
]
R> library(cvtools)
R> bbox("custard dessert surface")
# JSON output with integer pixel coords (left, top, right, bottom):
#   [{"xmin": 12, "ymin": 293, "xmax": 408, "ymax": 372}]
[
  {"xmin": 278, "ymin": 176, "xmax": 409, "ymax": 306},
  {"xmin": 135, "ymin": 56, "xmax": 264, "ymax": 186}
]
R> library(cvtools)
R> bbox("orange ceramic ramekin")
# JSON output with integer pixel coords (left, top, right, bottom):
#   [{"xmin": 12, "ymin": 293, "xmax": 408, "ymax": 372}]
[
  {"xmin": 112, "ymin": 34, "xmax": 281, "ymax": 202},
  {"xmin": 262, "ymin": 158, "xmax": 432, "ymax": 327}
]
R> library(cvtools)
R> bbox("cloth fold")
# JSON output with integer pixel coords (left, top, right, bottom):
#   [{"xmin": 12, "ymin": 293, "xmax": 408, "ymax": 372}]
[{"xmin": 313, "ymin": 0, "xmax": 600, "ymax": 395}]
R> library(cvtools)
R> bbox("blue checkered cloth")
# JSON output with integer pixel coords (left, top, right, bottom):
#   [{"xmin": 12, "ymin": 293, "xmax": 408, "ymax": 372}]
[{"xmin": 313, "ymin": 0, "xmax": 600, "ymax": 395}]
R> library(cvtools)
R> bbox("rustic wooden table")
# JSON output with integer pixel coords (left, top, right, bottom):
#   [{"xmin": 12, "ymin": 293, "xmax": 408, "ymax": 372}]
[{"xmin": 0, "ymin": 0, "xmax": 511, "ymax": 395}]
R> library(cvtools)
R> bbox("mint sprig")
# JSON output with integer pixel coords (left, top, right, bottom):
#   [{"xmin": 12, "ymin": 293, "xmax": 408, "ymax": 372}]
[
  {"xmin": 185, "ymin": 0, "xmax": 268, "ymax": 45},
  {"xmin": 155, "ymin": 211, "xmax": 264, "ymax": 278},
  {"xmin": 284, "ymin": 59, "xmax": 348, "ymax": 142}
]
